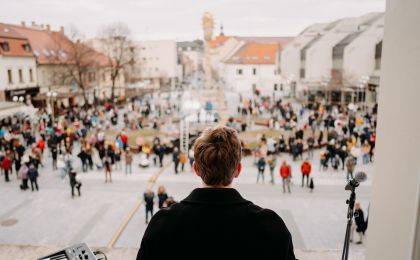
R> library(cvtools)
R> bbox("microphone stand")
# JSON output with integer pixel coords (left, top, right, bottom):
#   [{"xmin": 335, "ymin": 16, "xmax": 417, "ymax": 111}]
[{"xmin": 341, "ymin": 187, "xmax": 356, "ymax": 260}]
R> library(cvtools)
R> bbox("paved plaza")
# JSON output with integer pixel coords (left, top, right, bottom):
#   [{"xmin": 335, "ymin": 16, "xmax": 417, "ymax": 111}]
[{"xmin": 0, "ymin": 143, "xmax": 373, "ymax": 259}]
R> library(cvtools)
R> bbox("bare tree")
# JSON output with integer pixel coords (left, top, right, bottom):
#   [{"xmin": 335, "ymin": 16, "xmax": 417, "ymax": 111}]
[
  {"xmin": 99, "ymin": 22, "xmax": 136, "ymax": 103},
  {"xmin": 51, "ymin": 25, "xmax": 105, "ymax": 104}
]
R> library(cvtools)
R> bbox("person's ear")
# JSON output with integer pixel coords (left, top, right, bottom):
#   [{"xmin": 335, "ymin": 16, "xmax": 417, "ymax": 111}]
[
  {"xmin": 193, "ymin": 162, "xmax": 201, "ymax": 177},
  {"xmin": 234, "ymin": 163, "xmax": 242, "ymax": 178}
]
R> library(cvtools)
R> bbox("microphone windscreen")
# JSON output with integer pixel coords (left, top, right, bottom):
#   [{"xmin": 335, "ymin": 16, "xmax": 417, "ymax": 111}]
[{"xmin": 355, "ymin": 172, "xmax": 367, "ymax": 183}]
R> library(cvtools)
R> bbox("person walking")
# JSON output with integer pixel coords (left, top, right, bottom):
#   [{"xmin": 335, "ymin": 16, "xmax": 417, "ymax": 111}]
[
  {"xmin": 362, "ymin": 140, "xmax": 371, "ymax": 164},
  {"xmin": 179, "ymin": 150, "xmax": 187, "ymax": 172},
  {"xmin": 172, "ymin": 147, "xmax": 180, "ymax": 174},
  {"xmin": 77, "ymin": 148, "xmax": 89, "ymax": 173},
  {"xmin": 28, "ymin": 164, "xmax": 39, "ymax": 191},
  {"xmin": 18, "ymin": 163, "xmax": 29, "ymax": 190},
  {"xmin": 345, "ymin": 155, "xmax": 356, "ymax": 180},
  {"xmin": 104, "ymin": 156, "xmax": 112, "ymax": 183},
  {"xmin": 188, "ymin": 148, "xmax": 194, "ymax": 170},
  {"xmin": 267, "ymin": 154, "xmax": 277, "ymax": 184},
  {"xmin": 2, "ymin": 154, "xmax": 12, "ymax": 182},
  {"xmin": 301, "ymin": 160, "xmax": 311, "ymax": 187},
  {"xmin": 280, "ymin": 161, "xmax": 292, "ymax": 193},
  {"xmin": 307, "ymin": 135, "xmax": 315, "ymax": 160},
  {"xmin": 256, "ymin": 156, "xmax": 266, "ymax": 184},
  {"xmin": 125, "ymin": 148, "xmax": 133, "ymax": 174},
  {"xmin": 69, "ymin": 168, "xmax": 82, "ymax": 198},
  {"xmin": 51, "ymin": 144, "xmax": 58, "ymax": 171},
  {"xmin": 157, "ymin": 185, "xmax": 168, "ymax": 209},
  {"xmin": 144, "ymin": 188, "xmax": 155, "ymax": 224},
  {"xmin": 114, "ymin": 148, "xmax": 122, "ymax": 171}
]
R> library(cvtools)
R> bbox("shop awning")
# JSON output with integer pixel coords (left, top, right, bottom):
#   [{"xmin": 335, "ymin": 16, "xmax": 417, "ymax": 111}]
[{"xmin": 0, "ymin": 102, "xmax": 38, "ymax": 120}]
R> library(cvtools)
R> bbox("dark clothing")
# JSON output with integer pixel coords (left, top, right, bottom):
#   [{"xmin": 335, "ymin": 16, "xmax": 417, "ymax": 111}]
[
  {"xmin": 354, "ymin": 208, "xmax": 367, "ymax": 233},
  {"xmin": 158, "ymin": 193, "xmax": 168, "ymax": 209},
  {"xmin": 144, "ymin": 191, "xmax": 155, "ymax": 223},
  {"xmin": 137, "ymin": 188, "xmax": 296, "ymax": 260}
]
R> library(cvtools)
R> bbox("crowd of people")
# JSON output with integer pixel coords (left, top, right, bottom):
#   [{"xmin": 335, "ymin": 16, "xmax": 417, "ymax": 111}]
[
  {"xmin": 0, "ymin": 94, "xmax": 182, "ymax": 196},
  {"xmin": 247, "ymin": 96, "xmax": 377, "ymax": 186},
  {"xmin": 0, "ymin": 93, "xmax": 373, "ymax": 244}
]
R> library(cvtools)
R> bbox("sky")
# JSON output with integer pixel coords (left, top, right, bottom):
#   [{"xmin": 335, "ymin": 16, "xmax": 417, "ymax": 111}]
[{"xmin": 1, "ymin": 0, "xmax": 386, "ymax": 41}]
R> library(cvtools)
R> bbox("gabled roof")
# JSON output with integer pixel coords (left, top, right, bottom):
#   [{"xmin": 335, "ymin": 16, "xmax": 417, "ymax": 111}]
[
  {"xmin": 0, "ymin": 23, "xmax": 34, "ymax": 57},
  {"xmin": 9, "ymin": 23, "xmax": 110, "ymax": 67},
  {"xmin": 225, "ymin": 42, "xmax": 280, "ymax": 65}
]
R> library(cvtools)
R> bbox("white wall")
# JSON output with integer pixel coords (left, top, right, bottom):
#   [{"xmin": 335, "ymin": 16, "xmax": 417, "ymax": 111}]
[
  {"xmin": 342, "ymin": 16, "xmax": 384, "ymax": 85},
  {"xmin": 366, "ymin": 0, "xmax": 420, "ymax": 259},
  {"xmin": 305, "ymin": 18, "xmax": 358, "ymax": 83},
  {"xmin": 280, "ymin": 23, "xmax": 326, "ymax": 79},
  {"xmin": 304, "ymin": 14, "xmax": 380, "ymax": 84},
  {"xmin": 136, "ymin": 40, "xmax": 177, "ymax": 79},
  {"xmin": 223, "ymin": 63, "xmax": 280, "ymax": 97},
  {"xmin": 0, "ymin": 56, "xmax": 37, "ymax": 90}
]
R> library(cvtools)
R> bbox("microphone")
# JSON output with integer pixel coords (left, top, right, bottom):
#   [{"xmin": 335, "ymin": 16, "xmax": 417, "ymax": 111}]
[{"xmin": 345, "ymin": 172, "xmax": 367, "ymax": 191}]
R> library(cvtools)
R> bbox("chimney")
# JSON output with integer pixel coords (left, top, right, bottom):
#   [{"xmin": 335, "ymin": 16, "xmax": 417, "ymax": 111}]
[
  {"xmin": 46, "ymin": 24, "xmax": 51, "ymax": 32},
  {"xmin": 60, "ymin": 26, "xmax": 64, "ymax": 34},
  {"xmin": 21, "ymin": 21, "xmax": 26, "ymax": 27}
]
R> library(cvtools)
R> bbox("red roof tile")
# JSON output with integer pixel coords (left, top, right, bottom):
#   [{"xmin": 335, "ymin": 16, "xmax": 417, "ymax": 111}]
[
  {"xmin": 0, "ymin": 23, "xmax": 34, "ymax": 57},
  {"xmin": 209, "ymin": 35, "xmax": 231, "ymax": 48},
  {"xmin": 9, "ymin": 24, "xmax": 110, "ymax": 67},
  {"xmin": 226, "ymin": 42, "xmax": 280, "ymax": 65}
]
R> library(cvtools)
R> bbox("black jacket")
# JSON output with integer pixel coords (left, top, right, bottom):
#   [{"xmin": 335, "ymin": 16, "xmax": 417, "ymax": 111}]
[{"xmin": 137, "ymin": 188, "xmax": 296, "ymax": 260}]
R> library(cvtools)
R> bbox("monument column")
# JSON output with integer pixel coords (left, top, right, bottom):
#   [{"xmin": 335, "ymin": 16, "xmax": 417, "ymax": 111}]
[
  {"xmin": 202, "ymin": 12, "xmax": 214, "ymax": 89},
  {"xmin": 366, "ymin": 0, "xmax": 420, "ymax": 259}
]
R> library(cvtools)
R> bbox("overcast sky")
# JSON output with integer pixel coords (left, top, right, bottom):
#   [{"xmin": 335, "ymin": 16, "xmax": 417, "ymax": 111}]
[{"xmin": 1, "ymin": 0, "xmax": 385, "ymax": 41}]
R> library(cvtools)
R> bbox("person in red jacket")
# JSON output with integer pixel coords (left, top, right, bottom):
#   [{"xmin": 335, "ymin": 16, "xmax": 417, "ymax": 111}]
[
  {"xmin": 2, "ymin": 155, "xmax": 12, "ymax": 182},
  {"xmin": 280, "ymin": 160, "xmax": 292, "ymax": 193},
  {"xmin": 301, "ymin": 160, "xmax": 312, "ymax": 187}
]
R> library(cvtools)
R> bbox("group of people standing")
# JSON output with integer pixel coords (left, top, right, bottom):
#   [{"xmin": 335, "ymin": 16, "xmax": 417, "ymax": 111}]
[{"xmin": 143, "ymin": 185, "xmax": 176, "ymax": 224}]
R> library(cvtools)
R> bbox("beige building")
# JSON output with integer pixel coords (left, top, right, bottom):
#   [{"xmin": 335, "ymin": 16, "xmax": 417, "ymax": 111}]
[{"xmin": 10, "ymin": 22, "xmax": 117, "ymax": 105}]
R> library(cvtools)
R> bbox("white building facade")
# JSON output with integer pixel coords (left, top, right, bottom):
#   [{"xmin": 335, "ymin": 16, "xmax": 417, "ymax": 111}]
[
  {"xmin": 0, "ymin": 23, "xmax": 38, "ymax": 102},
  {"xmin": 134, "ymin": 40, "xmax": 178, "ymax": 88},
  {"xmin": 279, "ymin": 12, "xmax": 384, "ymax": 103},
  {"xmin": 222, "ymin": 42, "xmax": 283, "ymax": 98}
]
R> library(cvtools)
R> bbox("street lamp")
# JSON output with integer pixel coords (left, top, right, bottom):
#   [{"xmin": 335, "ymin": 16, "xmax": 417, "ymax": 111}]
[{"xmin": 12, "ymin": 96, "xmax": 25, "ymax": 103}]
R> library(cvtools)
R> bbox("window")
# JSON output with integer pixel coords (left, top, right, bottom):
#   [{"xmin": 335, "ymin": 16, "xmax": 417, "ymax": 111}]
[
  {"xmin": 7, "ymin": 69, "xmax": 13, "ymax": 84},
  {"xmin": 274, "ymin": 84, "xmax": 278, "ymax": 91},
  {"xmin": 155, "ymin": 68, "xmax": 159, "ymax": 72},
  {"xmin": 0, "ymin": 42, "xmax": 10, "ymax": 52},
  {"xmin": 29, "ymin": 69, "xmax": 34, "ymax": 82},
  {"xmin": 237, "ymin": 69, "xmax": 243, "ymax": 75},
  {"xmin": 253, "ymin": 68, "xmax": 257, "ymax": 75},
  {"xmin": 22, "ymin": 43, "xmax": 31, "ymax": 52},
  {"xmin": 300, "ymin": 68, "xmax": 305, "ymax": 79},
  {"xmin": 18, "ymin": 69, "xmax": 23, "ymax": 83}
]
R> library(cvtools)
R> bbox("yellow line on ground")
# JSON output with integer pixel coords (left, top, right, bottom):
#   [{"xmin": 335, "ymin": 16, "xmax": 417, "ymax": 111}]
[{"xmin": 107, "ymin": 162, "xmax": 172, "ymax": 249}]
